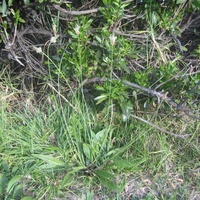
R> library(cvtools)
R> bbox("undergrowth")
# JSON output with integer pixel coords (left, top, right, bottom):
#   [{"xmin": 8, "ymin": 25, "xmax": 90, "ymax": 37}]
[{"xmin": 0, "ymin": 0, "xmax": 200, "ymax": 199}]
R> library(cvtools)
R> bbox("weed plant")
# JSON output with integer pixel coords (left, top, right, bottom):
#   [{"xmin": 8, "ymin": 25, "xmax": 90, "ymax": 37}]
[{"xmin": 0, "ymin": 0, "xmax": 200, "ymax": 199}]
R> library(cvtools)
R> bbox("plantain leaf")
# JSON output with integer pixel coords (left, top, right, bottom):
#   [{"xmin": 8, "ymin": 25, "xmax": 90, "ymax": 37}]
[
  {"xmin": 97, "ymin": 176, "xmax": 121, "ymax": 192},
  {"xmin": 21, "ymin": 197, "xmax": 34, "ymax": 200},
  {"xmin": 61, "ymin": 166, "xmax": 85, "ymax": 187},
  {"xmin": 107, "ymin": 157, "xmax": 146, "ymax": 171},
  {"xmin": 32, "ymin": 154, "xmax": 65, "ymax": 167},
  {"xmin": 0, "ymin": 173, "xmax": 8, "ymax": 194},
  {"xmin": 95, "ymin": 170, "xmax": 113, "ymax": 179},
  {"xmin": 6, "ymin": 175, "xmax": 22, "ymax": 197}
]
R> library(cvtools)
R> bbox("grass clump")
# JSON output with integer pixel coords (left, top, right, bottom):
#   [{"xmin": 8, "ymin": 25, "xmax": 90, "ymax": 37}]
[{"xmin": 0, "ymin": 0, "xmax": 200, "ymax": 199}]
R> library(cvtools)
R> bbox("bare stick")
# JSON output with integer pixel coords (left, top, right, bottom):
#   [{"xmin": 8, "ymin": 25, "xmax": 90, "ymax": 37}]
[
  {"xmin": 53, "ymin": 4, "xmax": 99, "ymax": 16},
  {"xmin": 52, "ymin": 0, "xmax": 133, "ymax": 16}
]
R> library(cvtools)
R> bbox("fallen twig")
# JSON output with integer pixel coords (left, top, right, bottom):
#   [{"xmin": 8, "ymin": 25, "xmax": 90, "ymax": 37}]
[{"xmin": 53, "ymin": 4, "xmax": 99, "ymax": 16}]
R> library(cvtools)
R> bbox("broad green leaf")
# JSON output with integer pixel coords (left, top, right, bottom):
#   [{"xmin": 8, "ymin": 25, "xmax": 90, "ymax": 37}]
[
  {"xmin": 104, "ymin": 140, "xmax": 135, "ymax": 160},
  {"xmin": 21, "ymin": 197, "xmax": 34, "ymax": 200},
  {"xmin": 108, "ymin": 157, "xmax": 146, "ymax": 170},
  {"xmin": 8, "ymin": 0, "xmax": 14, "ymax": 7},
  {"xmin": 12, "ymin": 183, "xmax": 23, "ymax": 199},
  {"xmin": 77, "ymin": 142, "xmax": 85, "ymax": 164},
  {"xmin": 38, "ymin": 164, "xmax": 66, "ymax": 172},
  {"xmin": 191, "ymin": 0, "xmax": 200, "ymax": 8},
  {"xmin": 6, "ymin": 175, "xmax": 22, "ymax": 196},
  {"xmin": 176, "ymin": 0, "xmax": 186, "ymax": 4},
  {"xmin": 61, "ymin": 166, "xmax": 84, "ymax": 187},
  {"xmin": 95, "ymin": 170, "xmax": 113, "ymax": 179},
  {"xmin": 95, "ymin": 85, "xmax": 105, "ymax": 91},
  {"xmin": 94, "ymin": 128, "xmax": 107, "ymax": 142},
  {"xmin": 97, "ymin": 176, "xmax": 121, "ymax": 192},
  {"xmin": 23, "ymin": 0, "xmax": 30, "ymax": 5},
  {"xmin": 32, "ymin": 154, "xmax": 65, "ymax": 167},
  {"xmin": 83, "ymin": 143, "xmax": 91, "ymax": 160},
  {"xmin": 95, "ymin": 36, "xmax": 102, "ymax": 43},
  {"xmin": 0, "ymin": 173, "xmax": 8, "ymax": 194}
]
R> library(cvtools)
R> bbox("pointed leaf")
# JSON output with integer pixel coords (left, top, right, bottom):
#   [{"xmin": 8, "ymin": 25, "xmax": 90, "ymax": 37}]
[
  {"xmin": 0, "ymin": 173, "xmax": 8, "ymax": 194},
  {"xmin": 21, "ymin": 197, "xmax": 34, "ymax": 200},
  {"xmin": 61, "ymin": 166, "xmax": 84, "ymax": 187},
  {"xmin": 1, "ymin": 0, "xmax": 7, "ymax": 16},
  {"xmin": 95, "ymin": 170, "xmax": 113, "ymax": 179},
  {"xmin": 94, "ymin": 94, "xmax": 107, "ymax": 104},
  {"xmin": 6, "ymin": 175, "xmax": 22, "ymax": 195},
  {"xmin": 108, "ymin": 157, "xmax": 146, "ymax": 170},
  {"xmin": 32, "ymin": 154, "xmax": 65, "ymax": 167},
  {"xmin": 97, "ymin": 176, "xmax": 121, "ymax": 192}
]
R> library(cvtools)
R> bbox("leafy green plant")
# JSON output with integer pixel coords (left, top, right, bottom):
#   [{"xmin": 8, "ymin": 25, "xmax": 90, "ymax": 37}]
[{"xmin": 100, "ymin": 0, "xmax": 130, "ymax": 26}]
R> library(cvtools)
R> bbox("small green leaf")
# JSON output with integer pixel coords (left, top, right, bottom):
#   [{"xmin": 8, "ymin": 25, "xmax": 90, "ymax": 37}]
[
  {"xmin": 95, "ymin": 36, "xmax": 102, "ymax": 43},
  {"xmin": 8, "ymin": 0, "xmax": 14, "ymax": 7},
  {"xmin": 23, "ymin": 0, "xmax": 30, "ymax": 5}
]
